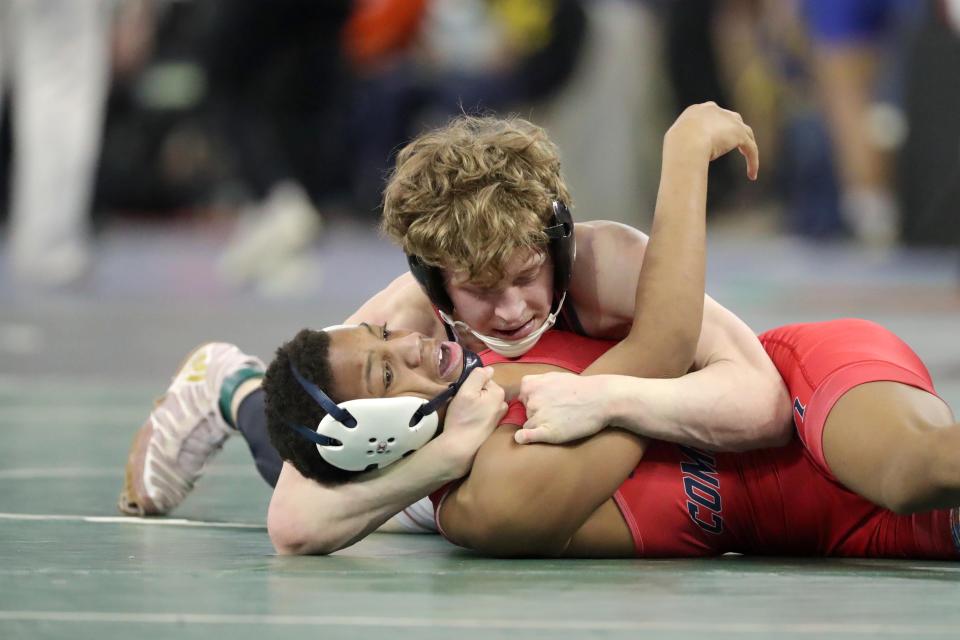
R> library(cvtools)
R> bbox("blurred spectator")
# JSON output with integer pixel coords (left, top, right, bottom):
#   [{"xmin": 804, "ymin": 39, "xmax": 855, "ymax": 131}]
[
  {"xmin": 203, "ymin": 0, "xmax": 356, "ymax": 294},
  {"xmin": 799, "ymin": 0, "xmax": 923, "ymax": 247},
  {"xmin": 347, "ymin": 0, "xmax": 588, "ymax": 215},
  {"xmin": 664, "ymin": 0, "xmax": 740, "ymax": 212},
  {"xmin": 897, "ymin": 0, "xmax": 960, "ymax": 247},
  {"xmin": 0, "ymin": 0, "xmax": 119, "ymax": 287},
  {"xmin": 532, "ymin": 0, "xmax": 663, "ymax": 229}
]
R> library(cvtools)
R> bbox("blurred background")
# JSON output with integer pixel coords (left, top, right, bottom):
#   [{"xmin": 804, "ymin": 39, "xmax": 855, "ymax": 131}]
[{"xmin": 0, "ymin": 0, "xmax": 958, "ymax": 381}]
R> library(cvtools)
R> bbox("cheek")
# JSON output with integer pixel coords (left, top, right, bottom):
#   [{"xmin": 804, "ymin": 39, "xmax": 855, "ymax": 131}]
[
  {"xmin": 525, "ymin": 283, "xmax": 553, "ymax": 313},
  {"xmin": 449, "ymin": 291, "xmax": 494, "ymax": 326}
]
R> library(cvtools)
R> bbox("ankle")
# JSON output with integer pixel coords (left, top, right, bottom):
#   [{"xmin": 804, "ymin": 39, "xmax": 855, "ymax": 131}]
[{"xmin": 219, "ymin": 371, "xmax": 264, "ymax": 428}]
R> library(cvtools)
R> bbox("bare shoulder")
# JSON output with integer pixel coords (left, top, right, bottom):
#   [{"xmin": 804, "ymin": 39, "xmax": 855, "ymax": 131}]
[
  {"xmin": 345, "ymin": 272, "xmax": 444, "ymax": 337},
  {"xmin": 569, "ymin": 221, "xmax": 650, "ymax": 337},
  {"xmin": 574, "ymin": 220, "xmax": 649, "ymax": 259}
]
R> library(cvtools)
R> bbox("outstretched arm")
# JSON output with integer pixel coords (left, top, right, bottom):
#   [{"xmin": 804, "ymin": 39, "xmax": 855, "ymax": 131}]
[
  {"xmin": 580, "ymin": 102, "xmax": 757, "ymax": 379},
  {"xmin": 519, "ymin": 296, "xmax": 793, "ymax": 450},
  {"xmin": 521, "ymin": 297, "xmax": 792, "ymax": 451},
  {"xmin": 268, "ymin": 366, "xmax": 506, "ymax": 555}
]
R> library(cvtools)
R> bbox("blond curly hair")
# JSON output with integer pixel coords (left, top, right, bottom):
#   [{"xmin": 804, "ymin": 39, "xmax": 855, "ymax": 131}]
[{"xmin": 381, "ymin": 115, "xmax": 572, "ymax": 287}]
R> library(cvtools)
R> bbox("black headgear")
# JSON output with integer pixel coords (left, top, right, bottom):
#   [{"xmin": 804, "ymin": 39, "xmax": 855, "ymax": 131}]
[{"xmin": 407, "ymin": 201, "xmax": 575, "ymax": 314}]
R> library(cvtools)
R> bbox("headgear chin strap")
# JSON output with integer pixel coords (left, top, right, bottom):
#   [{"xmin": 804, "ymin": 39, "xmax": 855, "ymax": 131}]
[
  {"xmin": 438, "ymin": 291, "xmax": 567, "ymax": 358},
  {"xmin": 286, "ymin": 348, "xmax": 482, "ymax": 472}
]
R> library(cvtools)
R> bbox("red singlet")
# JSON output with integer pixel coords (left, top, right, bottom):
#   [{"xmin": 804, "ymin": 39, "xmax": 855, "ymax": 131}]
[{"xmin": 431, "ymin": 326, "xmax": 960, "ymax": 559}]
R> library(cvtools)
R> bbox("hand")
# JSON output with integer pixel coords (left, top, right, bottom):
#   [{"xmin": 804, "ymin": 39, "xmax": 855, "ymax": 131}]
[
  {"xmin": 515, "ymin": 372, "xmax": 612, "ymax": 445},
  {"xmin": 665, "ymin": 101, "xmax": 759, "ymax": 180},
  {"xmin": 437, "ymin": 367, "xmax": 507, "ymax": 472}
]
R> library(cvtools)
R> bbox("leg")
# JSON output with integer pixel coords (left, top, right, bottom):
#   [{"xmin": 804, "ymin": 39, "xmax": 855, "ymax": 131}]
[
  {"xmin": 801, "ymin": 0, "xmax": 900, "ymax": 245},
  {"xmin": 761, "ymin": 318, "xmax": 959, "ymax": 514},
  {"xmin": 119, "ymin": 343, "xmax": 270, "ymax": 516},
  {"xmin": 233, "ymin": 386, "xmax": 283, "ymax": 487},
  {"xmin": 823, "ymin": 381, "xmax": 960, "ymax": 513},
  {"xmin": 8, "ymin": 0, "xmax": 113, "ymax": 285}
]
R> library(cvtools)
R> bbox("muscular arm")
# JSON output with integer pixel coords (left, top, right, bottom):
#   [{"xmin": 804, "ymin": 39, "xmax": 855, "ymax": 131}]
[
  {"xmin": 574, "ymin": 132, "xmax": 709, "ymax": 378},
  {"xmin": 439, "ymin": 425, "xmax": 646, "ymax": 557},
  {"xmin": 522, "ymin": 107, "xmax": 788, "ymax": 449},
  {"xmin": 590, "ymin": 299, "xmax": 791, "ymax": 450},
  {"xmin": 520, "ymin": 296, "xmax": 792, "ymax": 450}
]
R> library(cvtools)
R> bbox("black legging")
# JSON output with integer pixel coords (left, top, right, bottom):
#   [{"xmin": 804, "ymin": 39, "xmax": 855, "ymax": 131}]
[
  {"xmin": 201, "ymin": 0, "xmax": 353, "ymax": 202},
  {"xmin": 235, "ymin": 388, "xmax": 282, "ymax": 487}
]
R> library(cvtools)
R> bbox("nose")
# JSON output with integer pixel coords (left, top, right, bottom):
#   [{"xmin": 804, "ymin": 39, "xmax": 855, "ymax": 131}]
[
  {"xmin": 395, "ymin": 332, "xmax": 423, "ymax": 368},
  {"xmin": 494, "ymin": 287, "xmax": 526, "ymax": 326}
]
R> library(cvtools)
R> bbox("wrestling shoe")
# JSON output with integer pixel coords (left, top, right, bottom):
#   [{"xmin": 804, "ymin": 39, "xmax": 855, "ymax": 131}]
[{"xmin": 118, "ymin": 343, "xmax": 265, "ymax": 516}]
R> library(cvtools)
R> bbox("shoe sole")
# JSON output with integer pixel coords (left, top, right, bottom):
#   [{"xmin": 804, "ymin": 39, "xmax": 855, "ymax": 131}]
[
  {"xmin": 118, "ymin": 420, "xmax": 159, "ymax": 516},
  {"xmin": 117, "ymin": 344, "xmax": 209, "ymax": 517}
]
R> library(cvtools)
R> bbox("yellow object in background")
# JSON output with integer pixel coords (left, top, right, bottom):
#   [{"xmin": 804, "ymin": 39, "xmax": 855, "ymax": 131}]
[{"xmin": 490, "ymin": 0, "xmax": 557, "ymax": 54}]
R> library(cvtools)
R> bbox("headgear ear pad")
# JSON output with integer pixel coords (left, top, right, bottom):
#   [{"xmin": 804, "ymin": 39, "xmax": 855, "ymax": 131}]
[{"xmin": 407, "ymin": 200, "xmax": 576, "ymax": 314}]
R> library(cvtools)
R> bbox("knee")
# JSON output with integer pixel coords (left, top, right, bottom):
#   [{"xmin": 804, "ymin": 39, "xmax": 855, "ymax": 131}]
[{"xmin": 881, "ymin": 426, "xmax": 960, "ymax": 514}]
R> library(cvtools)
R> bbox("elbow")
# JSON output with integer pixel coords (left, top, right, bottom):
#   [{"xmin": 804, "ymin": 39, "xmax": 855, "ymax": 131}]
[
  {"xmin": 760, "ymin": 419, "xmax": 794, "ymax": 449},
  {"xmin": 469, "ymin": 513, "xmax": 568, "ymax": 558},
  {"xmin": 721, "ymin": 389, "xmax": 794, "ymax": 452},
  {"xmin": 457, "ymin": 491, "xmax": 569, "ymax": 558},
  {"xmin": 267, "ymin": 495, "xmax": 334, "ymax": 556},
  {"xmin": 755, "ymin": 380, "xmax": 795, "ymax": 449}
]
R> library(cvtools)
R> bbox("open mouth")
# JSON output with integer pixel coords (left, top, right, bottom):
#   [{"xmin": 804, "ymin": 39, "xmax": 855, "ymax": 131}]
[
  {"xmin": 493, "ymin": 318, "xmax": 536, "ymax": 340},
  {"xmin": 438, "ymin": 342, "xmax": 463, "ymax": 379}
]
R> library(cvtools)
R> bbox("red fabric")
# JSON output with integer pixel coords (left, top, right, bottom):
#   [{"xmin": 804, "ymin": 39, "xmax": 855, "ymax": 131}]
[
  {"xmin": 430, "ymin": 326, "xmax": 958, "ymax": 558},
  {"xmin": 342, "ymin": 0, "xmax": 427, "ymax": 68},
  {"xmin": 759, "ymin": 318, "xmax": 937, "ymax": 478}
]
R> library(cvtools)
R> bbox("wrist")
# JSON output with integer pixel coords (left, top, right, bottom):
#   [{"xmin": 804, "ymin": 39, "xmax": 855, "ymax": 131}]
[
  {"xmin": 663, "ymin": 127, "xmax": 711, "ymax": 165},
  {"xmin": 602, "ymin": 377, "xmax": 636, "ymax": 430},
  {"xmin": 424, "ymin": 433, "xmax": 477, "ymax": 481}
]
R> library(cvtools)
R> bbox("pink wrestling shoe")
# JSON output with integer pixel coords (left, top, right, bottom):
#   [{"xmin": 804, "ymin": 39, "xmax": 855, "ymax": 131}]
[{"xmin": 118, "ymin": 343, "xmax": 264, "ymax": 516}]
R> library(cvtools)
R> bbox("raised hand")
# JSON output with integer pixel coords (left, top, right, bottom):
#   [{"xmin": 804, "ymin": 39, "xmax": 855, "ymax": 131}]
[{"xmin": 666, "ymin": 101, "xmax": 759, "ymax": 180}]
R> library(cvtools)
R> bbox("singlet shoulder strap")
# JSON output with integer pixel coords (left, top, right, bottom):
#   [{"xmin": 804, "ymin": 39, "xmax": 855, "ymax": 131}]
[{"xmin": 558, "ymin": 298, "xmax": 588, "ymax": 337}]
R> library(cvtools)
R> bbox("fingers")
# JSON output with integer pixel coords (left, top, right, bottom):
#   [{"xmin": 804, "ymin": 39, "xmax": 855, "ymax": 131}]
[
  {"xmin": 515, "ymin": 423, "xmax": 556, "ymax": 445},
  {"xmin": 517, "ymin": 373, "xmax": 544, "ymax": 405},
  {"xmin": 740, "ymin": 125, "xmax": 759, "ymax": 181},
  {"xmin": 459, "ymin": 366, "xmax": 495, "ymax": 395},
  {"xmin": 719, "ymin": 107, "xmax": 758, "ymax": 180}
]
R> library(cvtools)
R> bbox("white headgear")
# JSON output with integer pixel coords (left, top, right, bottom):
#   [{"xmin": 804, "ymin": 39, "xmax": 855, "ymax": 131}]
[{"xmin": 286, "ymin": 340, "xmax": 482, "ymax": 472}]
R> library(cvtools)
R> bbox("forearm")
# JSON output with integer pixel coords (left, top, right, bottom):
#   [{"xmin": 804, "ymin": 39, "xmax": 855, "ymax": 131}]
[
  {"xmin": 441, "ymin": 427, "xmax": 646, "ymax": 557},
  {"xmin": 600, "ymin": 362, "xmax": 791, "ymax": 451},
  {"xmin": 583, "ymin": 143, "xmax": 709, "ymax": 380},
  {"xmin": 627, "ymin": 139, "xmax": 709, "ymax": 367},
  {"xmin": 269, "ymin": 435, "xmax": 467, "ymax": 555}
]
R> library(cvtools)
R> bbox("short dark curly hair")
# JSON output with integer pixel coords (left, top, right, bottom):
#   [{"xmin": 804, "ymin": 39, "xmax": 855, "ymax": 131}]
[{"xmin": 262, "ymin": 329, "xmax": 363, "ymax": 486}]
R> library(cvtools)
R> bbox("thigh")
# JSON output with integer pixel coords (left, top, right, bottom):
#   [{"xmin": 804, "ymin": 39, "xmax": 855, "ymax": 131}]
[
  {"xmin": 759, "ymin": 318, "xmax": 943, "ymax": 478},
  {"xmin": 823, "ymin": 380, "xmax": 954, "ymax": 506}
]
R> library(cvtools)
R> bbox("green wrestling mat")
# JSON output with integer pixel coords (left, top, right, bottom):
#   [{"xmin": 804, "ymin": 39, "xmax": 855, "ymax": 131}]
[{"xmin": 1, "ymin": 224, "xmax": 958, "ymax": 640}]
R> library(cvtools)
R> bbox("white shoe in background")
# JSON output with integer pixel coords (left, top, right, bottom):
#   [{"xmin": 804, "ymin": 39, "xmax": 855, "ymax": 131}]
[{"xmin": 218, "ymin": 181, "xmax": 323, "ymax": 291}]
